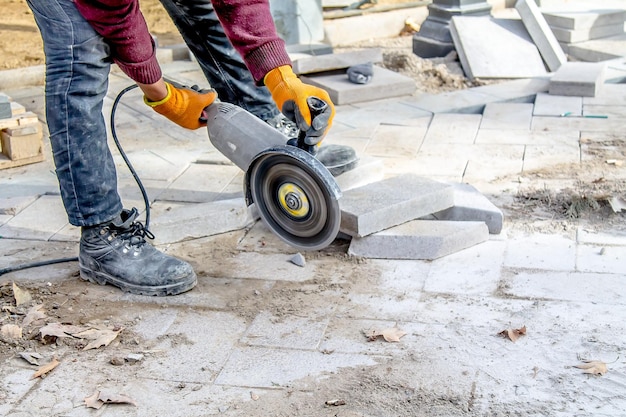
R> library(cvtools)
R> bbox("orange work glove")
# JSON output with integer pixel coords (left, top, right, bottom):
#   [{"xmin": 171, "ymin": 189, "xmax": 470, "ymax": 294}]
[
  {"xmin": 264, "ymin": 65, "xmax": 335, "ymax": 145},
  {"xmin": 144, "ymin": 82, "xmax": 217, "ymax": 130}
]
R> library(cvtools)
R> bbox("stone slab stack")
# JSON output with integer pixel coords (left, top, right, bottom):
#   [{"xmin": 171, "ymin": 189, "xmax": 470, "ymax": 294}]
[
  {"xmin": 0, "ymin": 92, "xmax": 44, "ymax": 170},
  {"xmin": 542, "ymin": 9, "xmax": 626, "ymax": 46}
]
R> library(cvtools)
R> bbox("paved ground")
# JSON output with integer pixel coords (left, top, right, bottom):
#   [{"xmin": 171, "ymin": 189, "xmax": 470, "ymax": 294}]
[{"xmin": 1, "ymin": 50, "xmax": 626, "ymax": 416}]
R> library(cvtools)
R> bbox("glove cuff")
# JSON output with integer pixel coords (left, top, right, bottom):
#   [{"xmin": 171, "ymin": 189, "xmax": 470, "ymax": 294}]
[
  {"xmin": 264, "ymin": 65, "xmax": 296, "ymax": 90},
  {"xmin": 144, "ymin": 82, "xmax": 172, "ymax": 107}
]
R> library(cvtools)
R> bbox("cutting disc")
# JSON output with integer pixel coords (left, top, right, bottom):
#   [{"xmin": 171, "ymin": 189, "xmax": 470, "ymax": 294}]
[{"xmin": 247, "ymin": 146, "xmax": 341, "ymax": 251}]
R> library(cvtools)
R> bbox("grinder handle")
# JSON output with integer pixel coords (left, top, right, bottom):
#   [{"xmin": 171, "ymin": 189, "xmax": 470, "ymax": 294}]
[{"xmin": 288, "ymin": 96, "xmax": 329, "ymax": 156}]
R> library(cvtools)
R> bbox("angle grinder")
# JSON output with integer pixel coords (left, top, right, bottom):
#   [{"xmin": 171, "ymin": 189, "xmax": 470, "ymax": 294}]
[{"xmin": 203, "ymin": 101, "xmax": 341, "ymax": 251}]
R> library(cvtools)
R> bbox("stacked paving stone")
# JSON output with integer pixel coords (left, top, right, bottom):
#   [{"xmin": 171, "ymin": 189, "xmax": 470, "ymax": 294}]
[
  {"xmin": 0, "ymin": 92, "xmax": 44, "ymax": 170},
  {"xmin": 542, "ymin": 8, "xmax": 626, "ymax": 46}
]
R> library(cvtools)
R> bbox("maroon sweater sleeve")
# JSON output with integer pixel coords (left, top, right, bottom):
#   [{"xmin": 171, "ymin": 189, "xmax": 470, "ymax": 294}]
[
  {"xmin": 75, "ymin": 0, "xmax": 162, "ymax": 84},
  {"xmin": 75, "ymin": 0, "xmax": 291, "ymax": 85}
]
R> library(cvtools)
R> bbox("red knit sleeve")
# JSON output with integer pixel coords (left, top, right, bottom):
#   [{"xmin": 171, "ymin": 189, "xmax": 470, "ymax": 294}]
[{"xmin": 74, "ymin": 0, "xmax": 162, "ymax": 84}]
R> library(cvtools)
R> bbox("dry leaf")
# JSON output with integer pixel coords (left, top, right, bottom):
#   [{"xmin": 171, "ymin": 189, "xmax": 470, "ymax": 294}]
[
  {"xmin": 74, "ymin": 327, "xmax": 123, "ymax": 351},
  {"xmin": 13, "ymin": 282, "xmax": 32, "ymax": 306},
  {"xmin": 22, "ymin": 304, "xmax": 46, "ymax": 327},
  {"xmin": 19, "ymin": 351, "xmax": 43, "ymax": 366},
  {"xmin": 84, "ymin": 391, "xmax": 104, "ymax": 409},
  {"xmin": 31, "ymin": 357, "xmax": 60, "ymax": 379},
  {"xmin": 97, "ymin": 390, "xmax": 137, "ymax": 407},
  {"xmin": 575, "ymin": 360, "xmax": 608, "ymax": 376},
  {"xmin": 498, "ymin": 326, "xmax": 527, "ymax": 342},
  {"xmin": 1, "ymin": 324, "xmax": 23, "ymax": 339},
  {"xmin": 366, "ymin": 326, "xmax": 407, "ymax": 342},
  {"xmin": 40, "ymin": 322, "xmax": 86, "ymax": 339},
  {"xmin": 325, "ymin": 399, "xmax": 346, "ymax": 406}
]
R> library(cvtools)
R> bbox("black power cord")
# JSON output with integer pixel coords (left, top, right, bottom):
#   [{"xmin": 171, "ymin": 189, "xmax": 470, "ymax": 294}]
[{"xmin": 0, "ymin": 85, "xmax": 151, "ymax": 276}]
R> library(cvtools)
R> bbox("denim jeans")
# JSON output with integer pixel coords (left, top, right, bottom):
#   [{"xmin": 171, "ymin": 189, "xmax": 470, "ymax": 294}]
[
  {"xmin": 26, "ymin": 0, "xmax": 122, "ymax": 227},
  {"xmin": 158, "ymin": 0, "xmax": 279, "ymax": 122}
]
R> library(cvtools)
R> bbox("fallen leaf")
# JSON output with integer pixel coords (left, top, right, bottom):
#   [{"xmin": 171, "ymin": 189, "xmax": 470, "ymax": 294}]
[
  {"xmin": 31, "ymin": 357, "xmax": 60, "ymax": 379},
  {"xmin": 97, "ymin": 390, "xmax": 137, "ymax": 407},
  {"xmin": 1, "ymin": 324, "xmax": 23, "ymax": 339},
  {"xmin": 575, "ymin": 360, "xmax": 608, "ymax": 376},
  {"xmin": 22, "ymin": 304, "xmax": 46, "ymax": 327},
  {"xmin": 19, "ymin": 351, "xmax": 43, "ymax": 366},
  {"xmin": 84, "ymin": 391, "xmax": 104, "ymax": 409},
  {"xmin": 73, "ymin": 327, "xmax": 123, "ymax": 350},
  {"xmin": 12, "ymin": 282, "xmax": 32, "ymax": 306},
  {"xmin": 325, "ymin": 399, "xmax": 346, "ymax": 406},
  {"xmin": 366, "ymin": 326, "xmax": 407, "ymax": 343},
  {"xmin": 498, "ymin": 326, "xmax": 527, "ymax": 342},
  {"xmin": 39, "ymin": 322, "xmax": 86, "ymax": 339}
]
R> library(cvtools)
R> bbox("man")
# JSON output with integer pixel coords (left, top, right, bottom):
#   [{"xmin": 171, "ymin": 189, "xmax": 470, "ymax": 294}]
[{"xmin": 26, "ymin": 0, "xmax": 338, "ymax": 296}]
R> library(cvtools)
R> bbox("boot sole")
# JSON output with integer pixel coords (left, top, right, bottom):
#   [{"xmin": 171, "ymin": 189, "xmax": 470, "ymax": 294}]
[{"xmin": 79, "ymin": 264, "xmax": 197, "ymax": 296}]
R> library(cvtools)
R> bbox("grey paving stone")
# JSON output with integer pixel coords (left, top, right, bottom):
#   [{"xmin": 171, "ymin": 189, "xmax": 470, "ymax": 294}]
[
  {"xmin": 481, "ymin": 102, "xmax": 534, "ymax": 130},
  {"xmin": 551, "ymin": 23, "xmax": 624, "ymax": 44},
  {"xmin": 531, "ymin": 115, "xmax": 622, "ymax": 131},
  {"xmin": 404, "ymin": 90, "xmax": 497, "ymax": 114},
  {"xmin": 583, "ymin": 83, "xmax": 626, "ymax": 105},
  {"xmin": 236, "ymin": 220, "xmax": 296, "ymax": 253},
  {"xmin": 504, "ymin": 233, "xmax": 576, "ymax": 271},
  {"xmin": 214, "ymin": 346, "xmax": 378, "ymax": 388},
  {"xmin": 340, "ymin": 174, "xmax": 455, "ymax": 237},
  {"xmin": 577, "ymin": 226, "xmax": 626, "ymax": 246},
  {"xmin": 211, "ymin": 252, "xmax": 318, "ymax": 282},
  {"xmin": 542, "ymin": 9, "xmax": 626, "ymax": 30},
  {"xmin": 475, "ymin": 128, "xmax": 580, "ymax": 145},
  {"xmin": 522, "ymin": 144, "xmax": 581, "ymax": 171},
  {"xmin": 451, "ymin": 16, "xmax": 548, "ymax": 80},
  {"xmin": 292, "ymin": 48, "xmax": 383, "ymax": 74},
  {"xmin": 516, "ymin": 0, "xmax": 566, "ymax": 72},
  {"xmin": 0, "ymin": 214, "xmax": 10, "ymax": 226},
  {"xmin": 424, "ymin": 240, "xmax": 506, "ymax": 294},
  {"xmin": 364, "ymin": 123, "xmax": 429, "ymax": 158},
  {"xmin": 0, "ymin": 195, "xmax": 36, "ymax": 215},
  {"xmin": 471, "ymin": 77, "xmax": 550, "ymax": 103},
  {"xmin": 576, "ymin": 244, "xmax": 626, "ymax": 274},
  {"xmin": 240, "ymin": 311, "xmax": 331, "ymax": 349},
  {"xmin": 432, "ymin": 183, "xmax": 504, "ymax": 234},
  {"xmin": 334, "ymin": 99, "xmax": 432, "ymax": 128},
  {"xmin": 533, "ymin": 92, "xmax": 582, "ymax": 116},
  {"xmin": 422, "ymin": 113, "xmax": 482, "ymax": 145},
  {"xmin": 334, "ymin": 156, "xmax": 385, "ymax": 192},
  {"xmin": 348, "ymin": 219, "xmax": 489, "ymax": 260},
  {"xmin": 583, "ymin": 104, "xmax": 626, "ymax": 118},
  {"xmin": 149, "ymin": 198, "xmax": 254, "ymax": 245},
  {"xmin": 566, "ymin": 33, "xmax": 626, "ymax": 62},
  {"xmin": 156, "ymin": 163, "xmax": 241, "ymax": 203},
  {"xmin": 301, "ymin": 66, "xmax": 416, "ymax": 105},
  {"xmin": 0, "ymin": 195, "xmax": 68, "ymax": 241},
  {"xmin": 502, "ymin": 270, "xmax": 626, "ymax": 304}
]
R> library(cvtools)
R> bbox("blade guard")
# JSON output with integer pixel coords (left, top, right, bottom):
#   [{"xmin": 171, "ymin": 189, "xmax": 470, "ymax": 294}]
[{"xmin": 245, "ymin": 145, "xmax": 342, "ymax": 251}]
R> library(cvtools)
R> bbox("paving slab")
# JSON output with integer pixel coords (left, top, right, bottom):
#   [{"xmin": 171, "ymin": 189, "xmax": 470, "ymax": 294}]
[
  {"xmin": 291, "ymin": 48, "xmax": 383, "ymax": 75},
  {"xmin": 504, "ymin": 233, "xmax": 576, "ymax": 271},
  {"xmin": 515, "ymin": 0, "xmax": 566, "ymax": 72},
  {"xmin": 339, "ymin": 174, "xmax": 455, "ymax": 237},
  {"xmin": 149, "ymin": 198, "xmax": 254, "ymax": 245},
  {"xmin": 522, "ymin": 143, "xmax": 581, "ymax": 171},
  {"xmin": 583, "ymin": 83, "xmax": 626, "ymax": 106},
  {"xmin": 348, "ymin": 219, "xmax": 489, "ymax": 260},
  {"xmin": 334, "ymin": 155, "xmax": 385, "ymax": 191},
  {"xmin": 0, "ymin": 195, "xmax": 68, "ymax": 241},
  {"xmin": 364, "ymin": 123, "xmax": 429, "ymax": 158},
  {"xmin": 577, "ymin": 226, "xmax": 626, "ymax": 246},
  {"xmin": 576, "ymin": 244, "xmax": 626, "ymax": 274},
  {"xmin": 566, "ymin": 33, "xmax": 626, "ymax": 62},
  {"xmin": 431, "ymin": 183, "xmax": 504, "ymax": 234},
  {"xmin": 422, "ymin": 113, "xmax": 482, "ymax": 145},
  {"xmin": 471, "ymin": 77, "xmax": 550, "ymax": 103},
  {"xmin": 549, "ymin": 61, "xmax": 607, "ymax": 97},
  {"xmin": 480, "ymin": 102, "xmax": 534, "ymax": 130},
  {"xmin": 475, "ymin": 127, "xmax": 580, "ymax": 145},
  {"xmin": 156, "ymin": 162, "xmax": 241, "ymax": 203},
  {"xmin": 541, "ymin": 9, "xmax": 626, "ymax": 29},
  {"xmin": 240, "ymin": 310, "xmax": 331, "ymax": 349},
  {"xmin": 533, "ymin": 92, "xmax": 583, "ymax": 116},
  {"xmin": 333, "ymin": 99, "xmax": 433, "ymax": 129},
  {"xmin": 0, "ymin": 194, "xmax": 36, "ymax": 215},
  {"xmin": 451, "ymin": 16, "xmax": 548, "ymax": 80},
  {"xmin": 531, "ymin": 114, "xmax": 623, "ymax": 131},
  {"xmin": 301, "ymin": 66, "xmax": 416, "ymax": 105},
  {"xmin": 214, "ymin": 346, "xmax": 378, "ymax": 388},
  {"xmin": 549, "ymin": 23, "xmax": 625, "ymax": 43}
]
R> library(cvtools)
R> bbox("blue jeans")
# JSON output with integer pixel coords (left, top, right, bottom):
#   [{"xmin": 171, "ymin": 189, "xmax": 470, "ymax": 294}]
[
  {"xmin": 158, "ymin": 0, "xmax": 279, "ymax": 122},
  {"xmin": 27, "ymin": 0, "xmax": 279, "ymax": 227},
  {"xmin": 26, "ymin": 0, "xmax": 122, "ymax": 227}
]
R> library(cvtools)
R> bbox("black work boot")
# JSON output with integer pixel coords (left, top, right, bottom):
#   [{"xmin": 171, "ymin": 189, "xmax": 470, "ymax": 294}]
[
  {"xmin": 79, "ymin": 208, "xmax": 197, "ymax": 296},
  {"xmin": 266, "ymin": 114, "xmax": 360, "ymax": 176}
]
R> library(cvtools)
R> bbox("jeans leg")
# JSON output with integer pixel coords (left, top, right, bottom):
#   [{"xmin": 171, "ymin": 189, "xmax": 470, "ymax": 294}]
[
  {"xmin": 26, "ymin": 0, "xmax": 122, "ymax": 227},
  {"xmin": 158, "ymin": 0, "xmax": 279, "ymax": 121}
]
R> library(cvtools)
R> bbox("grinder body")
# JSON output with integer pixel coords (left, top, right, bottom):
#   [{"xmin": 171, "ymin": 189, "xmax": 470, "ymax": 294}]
[{"xmin": 204, "ymin": 102, "xmax": 341, "ymax": 251}]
